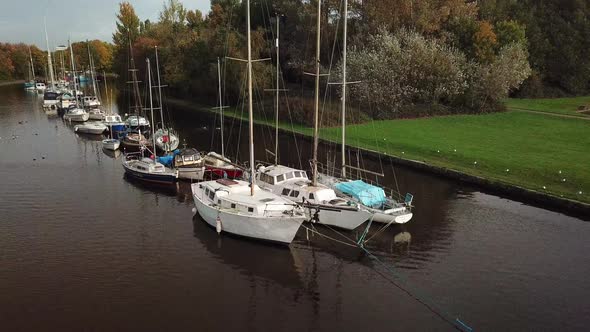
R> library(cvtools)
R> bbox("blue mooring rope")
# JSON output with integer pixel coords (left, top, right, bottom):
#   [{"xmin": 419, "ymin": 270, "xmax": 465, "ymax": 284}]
[{"xmin": 357, "ymin": 245, "xmax": 474, "ymax": 332}]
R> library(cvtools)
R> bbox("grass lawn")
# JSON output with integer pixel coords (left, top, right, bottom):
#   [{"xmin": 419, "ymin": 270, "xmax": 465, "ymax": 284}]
[
  {"xmin": 229, "ymin": 106, "xmax": 590, "ymax": 204},
  {"xmin": 504, "ymin": 96, "xmax": 590, "ymax": 117},
  {"xmin": 172, "ymin": 98, "xmax": 589, "ymax": 204}
]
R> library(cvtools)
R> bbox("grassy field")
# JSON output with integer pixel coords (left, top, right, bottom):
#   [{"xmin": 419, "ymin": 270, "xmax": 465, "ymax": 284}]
[
  {"xmin": 171, "ymin": 98, "xmax": 590, "ymax": 204},
  {"xmin": 231, "ymin": 107, "xmax": 589, "ymax": 204},
  {"xmin": 505, "ymin": 96, "xmax": 590, "ymax": 117}
]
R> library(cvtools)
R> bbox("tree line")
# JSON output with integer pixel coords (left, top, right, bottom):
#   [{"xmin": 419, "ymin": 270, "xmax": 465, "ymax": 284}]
[{"xmin": 0, "ymin": 40, "xmax": 113, "ymax": 82}]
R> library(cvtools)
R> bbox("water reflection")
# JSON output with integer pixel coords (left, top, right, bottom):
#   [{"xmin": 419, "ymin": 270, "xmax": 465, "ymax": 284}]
[{"xmin": 192, "ymin": 214, "xmax": 304, "ymax": 289}]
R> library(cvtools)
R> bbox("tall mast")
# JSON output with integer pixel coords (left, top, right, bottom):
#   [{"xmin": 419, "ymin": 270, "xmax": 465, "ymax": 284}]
[
  {"xmin": 341, "ymin": 0, "xmax": 348, "ymax": 178},
  {"xmin": 147, "ymin": 58, "xmax": 157, "ymax": 158},
  {"xmin": 312, "ymin": 0, "xmax": 321, "ymax": 187},
  {"xmin": 28, "ymin": 46, "xmax": 35, "ymax": 80},
  {"xmin": 274, "ymin": 15, "xmax": 280, "ymax": 166},
  {"xmin": 87, "ymin": 40, "xmax": 98, "ymax": 99},
  {"xmin": 69, "ymin": 39, "xmax": 78, "ymax": 106},
  {"xmin": 102, "ymin": 71, "xmax": 108, "ymax": 113},
  {"xmin": 247, "ymin": 0, "xmax": 255, "ymax": 196},
  {"xmin": 154, "ymin": 46, "xmax": 165, "ymax": 130},
  {"xmin": 217, "ymin": 57, "xmax": 225, "ymax": 158},
  {"xmin": 128, "ymin": 42, "xmax": 142, "ymax": 117},
  {"xmin": 44, "ymin": 19, "xmax": 56, "ymax": 89}
]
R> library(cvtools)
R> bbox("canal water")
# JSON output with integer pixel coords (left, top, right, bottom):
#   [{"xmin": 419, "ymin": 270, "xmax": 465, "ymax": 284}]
[{"xmin": 1, "ymin": 83, "xmax": 589, "ymax": 331}]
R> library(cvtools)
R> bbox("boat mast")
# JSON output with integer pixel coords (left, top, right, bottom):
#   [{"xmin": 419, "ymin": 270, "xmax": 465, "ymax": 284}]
[
  {"xmin": 87, "ymin": 40, "xmax": 98, "ymax": 99},
  {"xmin": 69, "ymin": 39, "xmax": 78, "ymax": 106},
  {"xmin": 102, "ymin": 71, "xmax": 108, "ymax": 113},
  {"xmin": 341, "ymin": 0, "xmax": 348, "ymax": 178},
  {"xmin": 128, "ymin": 42, "xmax": 142, "ymax": 122},
  {"xmin": 28, "ymin": 46, "xmax": 35, "ymax": 80},
  {"xmin": 154, "ymin": 46, "xmax": 165, "ymax": 131},
  {"xmin": 147, "ymin": 58, "xmax": 157, "ymax": 159},
  {"xmin": 274, "ymin": 15, "xmax": 280, "ymax": 166},
  {"xmin": 217, "ymin": 57, "xmax": 225, "ymax": 158},
  {"xmin": 247, "ymin": 0, "xmax": 255, "ymax": 196},
  {"xmin": 44, "ymin": 19, "xmax": 56, "ymax": 90},
  {"xmin": 312, "ymin": 0, "xmax": 321, "ymax": 187}
]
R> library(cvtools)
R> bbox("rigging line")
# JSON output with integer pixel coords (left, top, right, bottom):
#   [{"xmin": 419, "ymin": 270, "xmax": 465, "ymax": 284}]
[
  {"xmin": 313, "ymin": 222, "xmax": 472, "ymax": 332},
  {"xmin": 299, "ymin": 224, "xmax": 358, "ymax": 248}
]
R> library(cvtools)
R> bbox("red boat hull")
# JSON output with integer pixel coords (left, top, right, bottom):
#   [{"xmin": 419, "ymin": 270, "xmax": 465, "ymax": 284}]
[{"xmin": 206, "ymin": 166, "xmax": 243, "ymax": 179}]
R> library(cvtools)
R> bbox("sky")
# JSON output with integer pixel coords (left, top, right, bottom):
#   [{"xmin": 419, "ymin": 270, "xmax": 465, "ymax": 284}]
[{"xmin": 0, "ymin": 0, "xmax": 211, "ymax": 49}]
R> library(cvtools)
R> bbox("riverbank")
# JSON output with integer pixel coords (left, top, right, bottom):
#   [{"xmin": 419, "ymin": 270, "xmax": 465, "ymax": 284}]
[{"xmin": 168, "ymin": 98, "xmax": 590, "ymax": 216}]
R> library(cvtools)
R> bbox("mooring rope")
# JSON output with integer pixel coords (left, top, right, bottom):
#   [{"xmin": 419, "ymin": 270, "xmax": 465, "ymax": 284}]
[{"xmin": 308, "ymin": 221, "xmax": 473, "ymax": 332}]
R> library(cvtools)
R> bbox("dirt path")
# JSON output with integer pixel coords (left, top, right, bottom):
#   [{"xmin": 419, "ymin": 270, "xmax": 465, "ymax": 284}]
[{"xmin": 509, "ymin": 107, "xmax": 590, "ymax": 121}]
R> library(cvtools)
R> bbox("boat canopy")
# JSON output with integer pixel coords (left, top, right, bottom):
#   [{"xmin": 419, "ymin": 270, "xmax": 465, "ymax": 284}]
[{"xmin": 334, "ymin": 180, "xmax": 386, "ymax": 208}]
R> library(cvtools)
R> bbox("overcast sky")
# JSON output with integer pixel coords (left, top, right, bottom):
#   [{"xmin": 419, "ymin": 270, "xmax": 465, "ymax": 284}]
[{"xmin": 0, "ymin": 0, "xmax": 210, "ymax": 49}]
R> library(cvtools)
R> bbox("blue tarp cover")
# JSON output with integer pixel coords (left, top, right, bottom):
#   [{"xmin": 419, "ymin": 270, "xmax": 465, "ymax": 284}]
[
  {"xmin": 156, "ymin": 149, "xmax": 180, "ymax": 167},
  {"xmin": 334, "ymin": 180, "xmax": 386, "ymax": 208}
]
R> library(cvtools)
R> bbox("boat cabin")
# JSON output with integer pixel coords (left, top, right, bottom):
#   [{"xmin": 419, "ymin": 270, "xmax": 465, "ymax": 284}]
[
  {"xmin": 104, "ymin": 114, "xmax": 123, "ymax": 123},
  {"xmin": 175, "ymin": 148, "xmax": 203, "ymax": 167},
  {"xmin": 198, "ymin": 179, "xmax": 293, "ymax": 216},
  {"xmin": 258, "ymin": 165, "xmax": 309, "ymax": 186}
]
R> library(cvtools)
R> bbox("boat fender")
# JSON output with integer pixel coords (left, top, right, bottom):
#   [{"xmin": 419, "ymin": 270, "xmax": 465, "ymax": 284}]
[{"xmin": 216, "ymin": 216, "xmax": 222, "ymax": 234}]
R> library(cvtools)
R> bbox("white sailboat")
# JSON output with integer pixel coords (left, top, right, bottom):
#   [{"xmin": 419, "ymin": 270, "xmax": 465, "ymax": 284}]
[
  {"xmin": 317, "ymin": 0, "xmax": 413, "ymax": 225},
  {"xmin": 42, "ymin": 21, "xmax": 59, "ymax": 109},
  {"xmin": 102, "ymin": 73, "xmax": 121, "ymax": 151},
  {"xmin": 202, "ymin": 58, "xmax": 243, "ymax": 180},
  {"xmin": 122, "ymin": 59, "xmax": 177, "ymax": 184},
  {"xmin": 152, "ymin": 46, "xmax": 179, "ymax": 152},
  {"xmin": 63, "ymin": 38, "xmax": 89, "ymax": 122},
  {"xmin": 191, "ymin": 0, "xmax": 305, "ymax": 244},
  {"xmin": 255, "ymin": 7, "xmax": 370, "ymax": 230},
  {"xmin": 74, "ymin": 122, "xmax": 107, "ymax": 135}
]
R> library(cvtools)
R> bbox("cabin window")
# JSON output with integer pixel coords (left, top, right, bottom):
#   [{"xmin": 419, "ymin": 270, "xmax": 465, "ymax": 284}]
[
  {"xmin": 281, "ymin": 188, "xmax": 290, "ymax": 196},
  {"xmin": 218, "ymin": 200, "xmax": 221, "ymax": 204},
  {"xmin": 290, "ymin": 190, "xmax": 299, "ymax": 198},
  {"xmin": 208, "ymin": 191, "xmax": 215, "ymax": 200},
  {"xmin": 302, "ymin": 172, "xmax": 308, "ymax": 179},
  {"xmin": 277, "ymin": 174, "xmax": 285, "ymax": 183},
  {"xmin": 286, "ymin": 172, "xmax": 294, "ymax": 180},
  {"xmin": 231, "ymin": 203, "xmax": 236, "ymax": 209},
  {"xmin": 294, "ymin": 171, "xmax": 301, "ymax": 178},
  {"xmin": 309, "ymin": 193, "xmax": 315, "ymax": 200},
  {"xmin": 248, "ymin": 207, "xmax": 254, "ymax": 213}
]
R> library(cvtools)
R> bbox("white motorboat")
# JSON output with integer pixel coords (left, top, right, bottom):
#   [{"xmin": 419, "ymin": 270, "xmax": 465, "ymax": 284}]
[
  {"xmin": 64, "ymin": 107, "xmax": 89, "ymax": 122},
  {"xmin": 103, "ymin": 114, "xmax": 126, "ymax": 137},
  {"xmin": 257, "ymin": 165, "xmax": 370, "ymax": 229},
  {"xmin": 88, "ymin": 108, "xmax": 106, "ymax": 120},
  {"xmin": 74, "ymin": 122, "xmax": 107, "ymax": 134},
  {"xmin": 102, "ymin": 138, "xmax": 120, "ymax": 151},
  {"xmin": 123, "ymin": 155, "xmax": 177, "ymax": 183}
]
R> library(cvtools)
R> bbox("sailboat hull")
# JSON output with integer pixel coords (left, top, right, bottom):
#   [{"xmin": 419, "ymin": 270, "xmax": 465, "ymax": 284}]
[
  {"xmin": 192, "ymin": 185, "xmax": 304, "ymax": 244},
  {"xmin": 303, "ymin": 204, "xmax": 370, "ymax": 230},
  {"xmin": 177, "ymin": 166, "xmax": 205, "ymax": 181}
]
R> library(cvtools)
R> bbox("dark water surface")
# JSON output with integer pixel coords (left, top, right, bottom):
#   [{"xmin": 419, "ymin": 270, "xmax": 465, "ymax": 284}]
[{"xmin": 1, "ymin": 84, "xmax": 589, "ymax": 331}]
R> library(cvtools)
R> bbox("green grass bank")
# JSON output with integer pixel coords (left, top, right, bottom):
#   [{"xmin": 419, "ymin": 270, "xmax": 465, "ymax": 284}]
[{"xmin": 170, "ymin": 98, "xmax": 590, "ymax": 206}]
